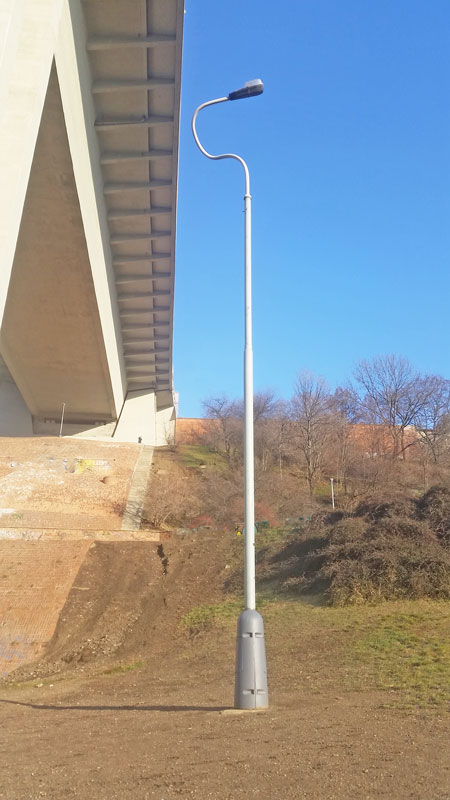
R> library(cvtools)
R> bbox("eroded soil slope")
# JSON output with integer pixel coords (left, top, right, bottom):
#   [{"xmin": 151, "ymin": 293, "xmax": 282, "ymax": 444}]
[{"xmin": 6, "ymin": 534, "xmax": 231, "ymax": 682}]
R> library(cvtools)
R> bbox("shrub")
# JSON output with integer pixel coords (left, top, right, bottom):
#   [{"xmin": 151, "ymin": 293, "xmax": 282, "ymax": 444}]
[
  {"xmin": 417, "ymin": 486, "xmax": 450, "ymax": 546},
  {"xmin": 267, "ymin": 488, "xmax": 450, "ymax": 605}
]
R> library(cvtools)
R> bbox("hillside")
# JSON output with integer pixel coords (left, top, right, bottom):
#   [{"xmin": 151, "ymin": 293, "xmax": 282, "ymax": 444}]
[
  {"xmin": 1, "ymin": 526, "xmax": 449, "ymax": 800},
  {"xmin": 0, "ymin": 441, "xmax": 449, "ymax": 799}
]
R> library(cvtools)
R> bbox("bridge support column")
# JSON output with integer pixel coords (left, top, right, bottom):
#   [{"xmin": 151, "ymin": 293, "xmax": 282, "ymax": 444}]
[
  {"xmin": 0, "ymin": 362, "xmax": 32, "ymax": 436},
  {"xmin": 113, "ymin": 390, "xmax": 175, "ymax": 447}
]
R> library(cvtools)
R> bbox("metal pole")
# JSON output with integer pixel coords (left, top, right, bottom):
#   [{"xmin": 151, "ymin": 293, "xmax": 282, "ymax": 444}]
[
  {"xmin": 192, "ymin": 92, "xmax": 268, "ymax": 709},
  {"xmin": 331, "ymin": 477, "xmax": 335, "ymax": 509},
  {"xmin": 59, "ymin": 403, "xmax": 66, "ymax": 437},
  {"xmin": 243, "ymin": 190, "xmax": 255, "ymax": 610}
]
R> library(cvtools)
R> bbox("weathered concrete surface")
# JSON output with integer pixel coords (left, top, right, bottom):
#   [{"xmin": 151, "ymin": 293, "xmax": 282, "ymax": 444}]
[
  {"xmin": 0, "ymin": 0, "xmax": 184, "ymax": 443},
  {"xmin": 0, "ymin": 436, "xmax": 141, "ymax": 529},
  {"xmin": 0, "ymin": 529, "xmax": 160, "ymax": 541},
  {"xmin": 2, "ymin": 65, "xmax": 117, "ymax": 423},
  {"xmin": 121, "ymin": 445, "xmax": 154, "ymax": 531},
  {"xmin": 0, "ymin": 539, "xmax": 91, "ymax": 676},
  {"xmin": 0, "ymin": 0, "xmax": 65, "ymax": 324},
  {"xmin": 0, "ymin": 433, "xmax": 165, "ymax": 678}
]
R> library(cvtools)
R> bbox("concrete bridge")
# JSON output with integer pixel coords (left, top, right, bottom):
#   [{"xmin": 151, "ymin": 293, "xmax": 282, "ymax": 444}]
[{"xmin": 0, "ymin": 0, "xmax": 184, "ymax": 445}]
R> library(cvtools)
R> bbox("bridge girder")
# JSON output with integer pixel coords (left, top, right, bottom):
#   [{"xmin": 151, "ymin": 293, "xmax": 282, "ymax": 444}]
[{"xmin": 0, "ymin": 0, "xmax": 183, "ymax": 443}]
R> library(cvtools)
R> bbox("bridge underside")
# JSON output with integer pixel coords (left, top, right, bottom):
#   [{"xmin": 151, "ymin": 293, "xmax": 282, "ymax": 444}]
[
  {"xmin": 2, "ymin": 64, "xmax": 116, "ymax": 430},
  {"xmin": 0, "ymin": 0, "xmax": 183, "ymax": 444}
]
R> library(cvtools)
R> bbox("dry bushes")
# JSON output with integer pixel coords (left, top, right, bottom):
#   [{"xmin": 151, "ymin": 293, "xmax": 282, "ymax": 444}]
[
  {"xmin": 323, "ymin": 520, "xmax": 450, "ymax": 605},
  {"xmin": 417, "ymin": 486, "xmax": 450, "ymax": 546},
  {"xmin": 142, "ymin": 462, "xmax": 203, "ymax": 528},
  {"xmin": 268, "ymin": 488, "xmax": 450, "ymax": 605},
  {"xmin": 143, "ymin": 451, "xmax": 245, "ymax": 530}
]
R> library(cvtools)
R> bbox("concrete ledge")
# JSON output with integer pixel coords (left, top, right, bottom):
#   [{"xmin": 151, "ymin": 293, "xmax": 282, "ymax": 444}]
[{"xmin": 0, "ymin": 528, "xmax": 160, "ymax": 541}]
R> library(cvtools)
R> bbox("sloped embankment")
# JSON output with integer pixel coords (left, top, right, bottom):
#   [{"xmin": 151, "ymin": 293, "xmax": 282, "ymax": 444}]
[
  {"xmin": 5, "ymin": 535, "xmax": 234, "ymax": 682},
  {"xmin": 0, "ymin": 540, "xmax": 92, "ymax": 677},
  {"xmin": 260, "ymin": 487, "xmax": 450, "ymax": 605}
]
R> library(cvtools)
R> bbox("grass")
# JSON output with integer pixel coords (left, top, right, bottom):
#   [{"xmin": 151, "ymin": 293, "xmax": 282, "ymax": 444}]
[
  {"xmin": 101, "ymin": 660, "xmax": 145, "ymax": 676},
  {"xmin": 2, "ymin": 661, "xmax": 146, "ymax": 690},
  {"xmin": 180, "ymin": 595, "xmax": 450, "ymax": 710},
  {"xmin": 1, "ymin": 673, "xmax": 75, "ymax": 691},
  {"xmin": 352, "ymin": 602, "xmax": 450, "ymax": 708},
  {"xmin": 180, "ymin": 601, "xmax": 242, "ymax": 634},
  {"xmin": 176, "ymin": 444, "xmax": 227, "ymax": 471},
  {"xmin": 313, "ymin": 480, "xmax": 335, "ymax": 499},
  {"xmin": 255, "ymin": 524, "xmax": 294, "ymax": 547}
]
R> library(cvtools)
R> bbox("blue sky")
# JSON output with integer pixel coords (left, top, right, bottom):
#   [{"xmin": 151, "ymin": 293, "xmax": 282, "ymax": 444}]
[{"xmin": 173, "ymin": 0, "xmax": 450, "ymax": 417}]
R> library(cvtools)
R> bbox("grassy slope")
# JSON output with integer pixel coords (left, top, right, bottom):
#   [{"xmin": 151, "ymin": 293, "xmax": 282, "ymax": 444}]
[
  {"xmin": 13, "ymin": 445, "xmax": 445, "ymax": 713},
  {"xmin": 181, "ymin": 595, "xmax": 450, "ymax": 710},
  {"xmin": 176, "ymin": 444, "xmax": 228, "ymax": 471},
  {"xmin": 171, "ymin": 445, "xmax": 450, "ymax": 711}
]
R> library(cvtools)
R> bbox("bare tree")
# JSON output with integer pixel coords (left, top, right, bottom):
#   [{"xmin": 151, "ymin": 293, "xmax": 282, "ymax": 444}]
[
  {"xmin": 251, "ymin": 391, "xmax": 281, "ymax": 473},
  {"xmin": 415, "ymin": 376, "xmax": 450, "ymax": 465},
  {"xmin": 271, "ymin": 401, "xmax": 292, "ymax": 482},
  {"xmin": 291, "ymin": 371, "xmax": 334, "ymax": 497},
  {"xmin": 203, "ymin": 390, "xmax": 281, "ymax": 471},
  {"xmin": 202, "ymin": 395, "xmax": 241, "ymax": 465},
  {"xmin": 352, "ymin": 355, "xmax": 437, "ymax": 459},
  {"xmin": 250, "ymin": 398, "xmax": 292, "ymax": 475},
  {"xmin": 232, "ymin": 389, "xmax": 278, "ymax": 423},
  {"xmin": 252, "ymin": 390, "xmax": 278, "ymax": 422},
  {"xmin": 331, "ymin": 387, "xmax": 361, "ymax": 492},
  {"xmin": 333, "ymin": 386, "xmax": 362, "ymax": 423}
]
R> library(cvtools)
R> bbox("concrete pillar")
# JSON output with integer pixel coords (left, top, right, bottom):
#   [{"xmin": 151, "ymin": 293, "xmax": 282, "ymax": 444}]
[
  {"xmin": 55, "ymin": 0, "xmax": 127, "ymax": 419},
  {"xmin": 114, "ymin": 390, "xmax": 175, "ymax": 446},
  {"xmin": 0, "ymin": 358, "xmax": 32, "ymax": 436},
  {"xmin": 0, "ymin": 0, "xmax": 65, "ymax": 325},
  {"xmin": 114, "ymin": 390, "xmax": 157, "ymax": 445}
]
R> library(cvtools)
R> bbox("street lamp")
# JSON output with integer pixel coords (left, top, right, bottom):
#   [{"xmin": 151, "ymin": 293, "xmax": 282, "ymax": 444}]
[{"xmin": 192, "ymin": 80, "xmax": 269, "ymax": 710}]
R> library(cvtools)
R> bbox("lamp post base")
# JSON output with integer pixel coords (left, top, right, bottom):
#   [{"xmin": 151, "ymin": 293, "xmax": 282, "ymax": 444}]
[{"xmin": 234, "ymin": 609, "xmax": 269, "ymax": 709}]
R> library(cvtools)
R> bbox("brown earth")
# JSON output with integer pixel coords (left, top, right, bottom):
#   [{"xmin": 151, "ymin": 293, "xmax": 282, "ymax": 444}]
[{"xmin": 1, "ymin": 534, "xmax": 449, "ymax": 800}]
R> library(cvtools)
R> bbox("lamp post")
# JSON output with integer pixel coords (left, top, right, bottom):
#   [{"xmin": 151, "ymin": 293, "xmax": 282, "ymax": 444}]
[
  {"xmin": 192, "ymin": 80, "xmax": 268, "ymax": 710},
  {"xmin": 59, "ymin": 402, "xmax": 66, "ymax": 438}
]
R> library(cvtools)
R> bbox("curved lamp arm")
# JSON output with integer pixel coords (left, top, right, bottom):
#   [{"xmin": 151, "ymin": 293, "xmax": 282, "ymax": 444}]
[
  {"xmin": 190, "ymin": 82, "xmax": 269, "ymax": 710},
  {"xmin": 191, "ymin": 97, "xmax": 250, "ymax": 196}
]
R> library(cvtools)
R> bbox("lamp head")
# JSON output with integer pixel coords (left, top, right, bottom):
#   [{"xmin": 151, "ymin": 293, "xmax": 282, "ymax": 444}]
[{"xmin": 228, "ymin": 79, "xmax": 264, "ymax": 101}]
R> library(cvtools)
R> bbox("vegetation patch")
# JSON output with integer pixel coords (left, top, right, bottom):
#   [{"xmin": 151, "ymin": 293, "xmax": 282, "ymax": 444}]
[
  {"xmin": 256, "ymin": 524, "xmax": 293, "ymax": 548},
  {"xmin": 101, "ymin": 660, "xmax": 145, "ymax": 676},
  {"xmin": 351, "ymin": 601, "xmax": 450, "ymax": 708},
  {"xmin": 180, "ymin": 594, "xmax": 450, "ymax": 709},
  {"xmin": 177, "ymin": 444, "xmax": 227, "ymax": 472},
  {"xmin": 262, "ymin": 490, "xmax": 450, "ymax": 605},
  {"xmin": 180, "ymin": 600, "xmax": 242, "ymax": 635},
  {"xmin": 417, "ymin": 486, "xmax": 450, "ymax": 545}
]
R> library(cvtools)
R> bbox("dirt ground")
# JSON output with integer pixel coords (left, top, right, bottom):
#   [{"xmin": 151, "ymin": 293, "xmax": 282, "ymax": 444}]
[{"xmin": 0, "ymin": 535, "xmax": 449, "ymax": 800}]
